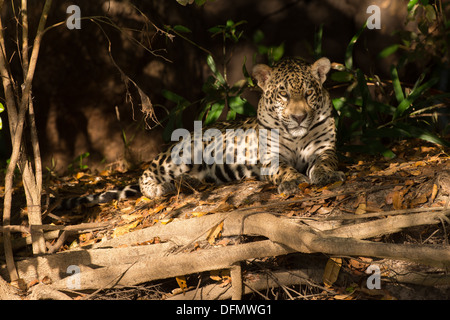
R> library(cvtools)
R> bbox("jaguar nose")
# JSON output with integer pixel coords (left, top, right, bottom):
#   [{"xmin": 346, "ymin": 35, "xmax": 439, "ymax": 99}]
[{"xmin": 291, "ymin": 114, "xmax": 306, "ymax": 125}]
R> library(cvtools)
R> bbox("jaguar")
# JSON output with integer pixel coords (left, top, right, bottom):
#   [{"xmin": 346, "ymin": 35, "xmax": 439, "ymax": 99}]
[{"xmin": 56, "ymin": 57, "xmax": 344, "ymax": 210}]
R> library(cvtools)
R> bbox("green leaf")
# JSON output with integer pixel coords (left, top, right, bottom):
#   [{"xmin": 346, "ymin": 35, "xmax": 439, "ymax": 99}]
[
  {"xmin": 330, "ymin": 71, "xmax": 354, "ymax": 82},
  {"xmin": 272, "ymin": 42, "xmax": 285, "ymax": 62},
  {"xmin": 257, "ymin": 45, "xmax": 268, "ymax": 55},
  {"xmin": 395, "ymin": 123, "xmax": 450, "ymax": 147},
  {"xmin": 356, "ymin": 69, "xmax": 376, "ymax": 129},
  {"xmin": 205, "ymin": 101, "xmax": 225, "ymax": 125},
  {"xmin": 407, "ymin": 0, "xmax": 419, "ymax": 11},
  {"xmin": 411, "ymin": 72, "xmax": 425, "ymax": 92},
  {"xmin": 233, "ymin": 20, "xmax": 247, "ymax": 28},
  {"xmin": 371, "ymin": 101, "xmax": 396, "ymax": 116},
  {"xmin": 202, "ymin": 75, "xmax": 220, "ymax": 95},
  {"xmin": 393, "ymin": 76, "xmax": 439, "ymax": 119},
  {"xmin": 390, "ymin": 65, "xmax": 405, "ymax": 104},
  {"xmin": 356, "ymin": 70, "xmax": 370, "ymax": 107},
  {"xmin": 242, "ymin": 56, "xmax": 254, "ymax": 87},
  {"xmin": 377, "ymin": 44, "xmax": 399, "ymax": 59},
  {"xmin": 206, "ymin": 55, "xmax": 226, "ymax": 85},
  {"xmin": 414, "ymin": 92, "xmax": 450, "ymax": 110},
  {"xmin": 162, "ymin": 89, "xmax": 189, "ymax": 105},
  {"xmin": 268, "ymin": 42, "xmax": 284, "ymax": 64},
  {"xmin": 345, "ymin": 22, "xmax": 367, "ymax": 70},
  {"xmin": 226, "ymin": 20, "xmax": 235, "ymax": 28},
  {"xmin": 173, "ymin": 25, "xmax": 192, "ymax": 33},
  {"xmin": 381, "ymin": 149, "xmax": 396, "ymax": 159},
  {"xmin": 424, "ymin": 4, "xmax": 436, "ymax": 22},
  {"xmin": 176, "ymin": 0, "xmax": 194, "ymax": 6},
  {"xmin": 228, "ymin": 96, "xmax": 256, "ymax": 116},
  {"xmin": 332, "ymin": 97, "xmax": 346, "ymax": 111},
  {"xmin": 208, "ymin": 26, "xmax": 223, "ymax": 34},
  {"xmin": 226, "ymin": 109, "xmax": 236, "ymax": 121}
]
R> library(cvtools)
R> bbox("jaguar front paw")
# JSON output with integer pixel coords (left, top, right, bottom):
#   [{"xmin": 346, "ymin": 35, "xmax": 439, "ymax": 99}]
[
  {"xmin": 310, "ymin": 169, "xmax": 345, "ymax": 186},
  {"xmin": 277, "ymin": 176, "xmax": 310, "ymax": 196},
  {"xmin": 139, "ymin": 181, "xmax": 176, "ymax": 198}
]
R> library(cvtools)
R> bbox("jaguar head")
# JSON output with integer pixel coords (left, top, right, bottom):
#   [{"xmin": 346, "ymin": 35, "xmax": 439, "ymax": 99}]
[{"xmin": 253, "ymin": 57, "xmax": 330, "ymax": 138}]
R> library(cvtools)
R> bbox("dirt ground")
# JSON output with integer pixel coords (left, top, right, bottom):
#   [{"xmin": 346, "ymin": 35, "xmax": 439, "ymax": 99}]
[{"xmin": 1, "ymin": 138, "xmax": 450, "ymax": 300}]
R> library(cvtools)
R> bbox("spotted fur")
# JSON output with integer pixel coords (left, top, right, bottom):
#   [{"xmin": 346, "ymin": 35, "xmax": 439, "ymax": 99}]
[{"xmin": 57, "ymin": 57, "xmax": 344, "ymax": 210}]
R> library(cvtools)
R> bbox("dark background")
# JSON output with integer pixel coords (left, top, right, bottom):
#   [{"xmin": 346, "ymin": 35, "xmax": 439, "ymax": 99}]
[{"xmin": 0, "ymin": 0, "xmax": 443, "ymax": 173}]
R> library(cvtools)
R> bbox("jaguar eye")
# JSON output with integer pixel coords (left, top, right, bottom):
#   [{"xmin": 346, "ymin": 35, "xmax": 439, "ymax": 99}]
[
  {"xmin": 278, "ymin": 90, "xmax": 288, "ymax": 98},
  {"xmin": 305, "ymin": 89, "xmax": 314, "ymax": 96}
]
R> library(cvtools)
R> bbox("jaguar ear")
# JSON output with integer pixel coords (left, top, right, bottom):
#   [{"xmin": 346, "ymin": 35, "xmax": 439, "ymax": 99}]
[
  {"xmin": 311, "ymin": 57, "xmax": 331, "ymax": 84},
  {"xmin": 252, "ymin": 64, "xmax": 272, "ymax": 91}
]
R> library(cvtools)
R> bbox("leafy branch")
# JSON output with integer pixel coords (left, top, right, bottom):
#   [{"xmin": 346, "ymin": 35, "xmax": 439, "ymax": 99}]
[{"xmin": 327, "ymin": 6, "xmax": 450, "ymax": 158}]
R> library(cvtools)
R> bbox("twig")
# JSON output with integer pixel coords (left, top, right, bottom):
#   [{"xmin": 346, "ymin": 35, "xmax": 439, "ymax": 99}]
[
  {"xmin": 326, "ymin": 206, "xmax": 448, "ymax": 220},
  {"xmin": 168, "ymin": 268, "xmax": 321, "ymax": 300},
  {"xmin": 81, "ymin": 260, "xmax": 140, "ymax": 300},
  {"xmin": 47, "ymin": 231, "xmax": 69, "ymax": 254},
  {"xmin": 251, "ymin": 260, "xmax": 294, "ymax": 300},
  {"xmin": 0, "ymin": 222, "xmax": 110, "ymax": 234}
]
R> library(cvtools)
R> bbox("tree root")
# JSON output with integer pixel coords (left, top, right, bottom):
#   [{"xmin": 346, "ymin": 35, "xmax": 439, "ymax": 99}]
[{"xmin": 1, "ymin": 207, "xmax": 449, "ymax": 298}]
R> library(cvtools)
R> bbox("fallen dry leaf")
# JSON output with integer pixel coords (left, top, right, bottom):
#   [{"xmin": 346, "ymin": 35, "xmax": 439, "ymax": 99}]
[
  {"xmin": 121, "ymin": 213, "xmax": 142, "ymax": 222},
  {"xmin": 159, "ymin": 218, "xmax": 173, "ymax": 225},
  {"xmin": 323, "ymin": 257, "xmax": 342, "ymax": 286},
  {"xmin": 191, "ymin": 211, "xmax": 209, "ymax": 217},
  {"xmin": 355, "ymin": 203, "xmax": 367, "ymax": 215},
  {"xmin": 366, "ymin": 201, "xmax": 382, "ymax": 212},
  {"xmin": 410, "ymin": 193, "xmax": 428, "ymax": 207},
  {"xmin": 207, "ymin": 221, "xmax": 224, "ymax": 245},
  {"xmin": 210, "ymin": 269, "xmax": 230, "ymax": 282},
  {"xmin": 112, "ymin": 220, "xmax": 140, "ymax": 237},
  {"xmin": 392, "ymin": 191, "xmax": 405, "ymax": 210},
  {"xmin": 317, "ymin": 206, "xmax": 332, "ymax": 215},
  {"xmin": 75, "ymin": 172, "xmax": 85, "ymax": 180},
  {"xmin": 333, "ymin": 292, "xmax": 355, "ymax": 300},
  {"xmin": 308, "ymin": 204, "xmax": 323, "ymax": 214},
  {"xmin": 430, "ymin": 184, "xmax": 438, "ymax": 202},
  {"xmin": 349, "ymin": 257, "xmax": 372, "ymax": 270},
  {"xmin": 27, "ymin": 279, "xmax": 40, "ymax": 288},
  {"xmin": 216, "ymin": 238, "xmax": 231, "ymax": 246},
  {"xmin": 99, "ymin": 170, "xmax": 111, "ymax": 176},
  {"xmin": 151, "ymin": 203, "xmax": 167, "ymax": 214},
  {"xmin": 318, "ymin": 180, "xmax": 343, "ymax": 192},
  {"xmin": 414, "ymin": 161, "xmax": 426, "ymax": 167},
  {"xmin": 176, "ymin": 276, "xmax": 188, "ymax": 292}
]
